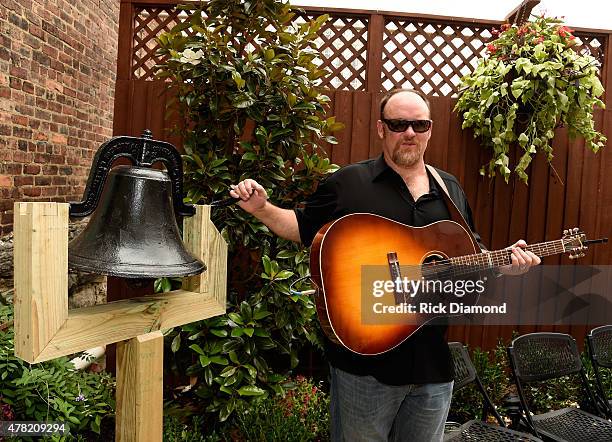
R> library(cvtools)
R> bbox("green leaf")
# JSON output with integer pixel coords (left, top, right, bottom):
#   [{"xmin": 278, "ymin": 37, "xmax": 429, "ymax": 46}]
[
  {"xmin": 199, "ymin": 355, "xmax": 211, "ymax": 367},
  {"xmin": 237, "ymin": 385, "xmax": 265, "ymax": 396},
  {"xmin": 171, "ymin": 334, "xmax": 181, "ymax": 353},
  {"xmin": 189, "ymin": 344, "xmax": 205, "ymax": 355},
  {"xmin": 210, "ymin": 356, "xmax": 229, "ymax": 365},
  {"xmin": 210, "ymin": 328, "xmax": 228, "ymax": 337},
  {"xmin": 273, "ymin": 270, "xmax": 294, "ymax": 280}
]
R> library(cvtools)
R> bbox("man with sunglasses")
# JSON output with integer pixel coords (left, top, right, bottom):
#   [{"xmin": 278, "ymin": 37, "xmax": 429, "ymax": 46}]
[{"xmin": 230, "ymin": 88, "xmax": 539, "ymax": 441}]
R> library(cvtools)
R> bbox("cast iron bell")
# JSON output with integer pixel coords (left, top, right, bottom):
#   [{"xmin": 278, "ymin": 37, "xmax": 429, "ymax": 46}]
[{"xmin": 68, "ymin": 130, "xmax": 205, "ymax": 279}]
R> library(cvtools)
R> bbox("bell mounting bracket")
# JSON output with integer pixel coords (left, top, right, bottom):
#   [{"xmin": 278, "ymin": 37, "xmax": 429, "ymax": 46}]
[{"xmin": 69, "ymin": 129, "xmax": 194, "ymax": 218}]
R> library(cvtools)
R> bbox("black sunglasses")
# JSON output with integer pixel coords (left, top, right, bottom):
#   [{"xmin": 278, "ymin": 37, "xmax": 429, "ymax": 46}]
[{"xmin": 382, "ymin": 118, "xmax": 432, "ymax": 133}]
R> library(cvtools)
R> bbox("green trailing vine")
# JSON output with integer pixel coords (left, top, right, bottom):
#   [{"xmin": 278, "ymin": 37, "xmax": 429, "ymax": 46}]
[{"xmin": 455, "ymin": 15, "xmax": 606, "ymax": 183}]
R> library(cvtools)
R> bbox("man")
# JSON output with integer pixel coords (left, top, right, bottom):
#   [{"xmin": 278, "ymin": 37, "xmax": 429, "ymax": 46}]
[{"xmin": 230, "ymin": 88, "xmax": 540, "ymax": 441}]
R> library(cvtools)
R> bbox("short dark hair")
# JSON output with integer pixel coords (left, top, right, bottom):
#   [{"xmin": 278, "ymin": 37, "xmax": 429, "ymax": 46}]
[{"xmin": 379, "ymin": 88, "xmax": 431, "ymax": 120}]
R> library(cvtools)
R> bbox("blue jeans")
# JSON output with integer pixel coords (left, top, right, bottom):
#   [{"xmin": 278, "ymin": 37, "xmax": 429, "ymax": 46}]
[{"xmin": 330, "ymin": 365, "xmax": 453, "ymax": 442}]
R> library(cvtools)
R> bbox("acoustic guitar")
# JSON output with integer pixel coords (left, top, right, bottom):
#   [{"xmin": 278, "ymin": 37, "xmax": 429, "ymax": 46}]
[{"xmin": 309, "ymin": 213, "xmax": 606, "ymax": 355}]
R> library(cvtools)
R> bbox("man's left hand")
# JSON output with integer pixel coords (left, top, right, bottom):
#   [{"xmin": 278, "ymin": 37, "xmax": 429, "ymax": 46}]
[{"xmin": 498, "ymin": 240, "xmax": 541, "ymax": 276}]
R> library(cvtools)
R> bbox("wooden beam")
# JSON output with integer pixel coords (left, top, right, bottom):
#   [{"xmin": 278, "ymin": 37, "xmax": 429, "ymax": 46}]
[
  {"xmin": 505, "ymin": 0, "xmax": 540, "ymax": 26},
  {"xmin": 33, "ymin": 289, "xmax": 224, "ymax": 362},
  {"xmin": 116, "ymin": 331, "xmax": 163, "ymax": 442},
  {"xmin": 13, "ymin": 202, "xmax": 69, "ymax": 362}
]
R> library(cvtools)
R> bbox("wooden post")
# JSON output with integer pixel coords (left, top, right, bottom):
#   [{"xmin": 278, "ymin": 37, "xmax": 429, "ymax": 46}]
[
  {"xmin": 116, "ymin": 331, "xmax": 164, "ymax": 442},
  {"xmin": 13, "ymin": 202, "xmax": 69, "ymax": 362}
]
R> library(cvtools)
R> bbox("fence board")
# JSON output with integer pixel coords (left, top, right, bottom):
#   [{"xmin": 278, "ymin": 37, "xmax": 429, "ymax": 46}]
[{"xmin": 114, "ymin": 1, "xmax": 612, "ymax": 351}]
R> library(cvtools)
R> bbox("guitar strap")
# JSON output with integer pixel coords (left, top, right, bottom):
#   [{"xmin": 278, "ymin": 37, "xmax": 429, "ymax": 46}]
[{"xmin": 425, "ymin": 164, "xmax": 482, "ymax": 252}]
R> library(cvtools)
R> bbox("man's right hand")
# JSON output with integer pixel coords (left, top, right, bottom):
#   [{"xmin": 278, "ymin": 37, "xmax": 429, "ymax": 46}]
[
  {"xmin": 229, "ymin": 178, "xmax": 301, "ymax": 243},
  {"xmin": 229, "ymin": 179, "xmax": 269, "ymax": 215}
]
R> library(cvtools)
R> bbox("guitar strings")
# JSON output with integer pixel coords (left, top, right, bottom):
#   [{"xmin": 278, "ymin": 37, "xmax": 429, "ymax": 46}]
[{"xmin": 417, "ymin": 239, "xmax": 568, "ymax": 279}]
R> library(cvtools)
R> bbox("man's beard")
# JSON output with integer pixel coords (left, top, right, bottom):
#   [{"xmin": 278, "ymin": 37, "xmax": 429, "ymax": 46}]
[{"xmin": 391, "ymin": 141, "xmax": 424, "ymax": 168}]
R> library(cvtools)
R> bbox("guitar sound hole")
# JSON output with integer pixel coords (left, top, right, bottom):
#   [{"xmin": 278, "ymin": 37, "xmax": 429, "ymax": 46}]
[{"xmin": 423, "ymin": 253, "xmax": 447, "ymax": 264}]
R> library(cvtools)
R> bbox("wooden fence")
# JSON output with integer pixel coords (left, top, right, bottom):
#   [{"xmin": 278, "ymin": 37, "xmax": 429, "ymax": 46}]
[{"xmin": 113, "ymin": 0, "xmax": 612, "ymax": 350}]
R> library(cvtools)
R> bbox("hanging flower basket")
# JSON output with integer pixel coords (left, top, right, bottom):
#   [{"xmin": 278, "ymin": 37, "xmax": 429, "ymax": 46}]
[{"xmin": 454, "ymin": 15, "xmax": 607, "ymax": 183}]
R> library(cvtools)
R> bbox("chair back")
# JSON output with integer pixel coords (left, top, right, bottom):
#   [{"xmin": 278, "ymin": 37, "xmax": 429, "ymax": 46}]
[
  {"xmin": 448, "ymin": 342, "xmax": 504, "ymax": 425},
  {"xmin": 449, "ymin": 342, "xmax": 477, "ymax": 391},
  {"xmin": 509, "ymin": 332, "xmax": 582, "ymax": 383},
  {"xmin": 587, "ymin": 325, "xmax": 612, "ymax": 369}
]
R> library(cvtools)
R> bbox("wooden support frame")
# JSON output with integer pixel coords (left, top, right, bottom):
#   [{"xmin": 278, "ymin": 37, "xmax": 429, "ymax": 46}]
[{"xmin": 13, "ymin": 202, "xmax": 227, "ymax": 363}]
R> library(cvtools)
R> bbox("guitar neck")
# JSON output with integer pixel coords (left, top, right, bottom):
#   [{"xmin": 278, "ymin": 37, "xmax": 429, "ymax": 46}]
[{"xmin": 449, "ymin": 239, "xmax": 566, "ymax": 271}]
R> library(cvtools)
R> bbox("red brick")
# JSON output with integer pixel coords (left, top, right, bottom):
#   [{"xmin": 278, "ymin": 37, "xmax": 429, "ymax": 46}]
[
  {"xmin": 34, "ymin": 131, "xmax": 48, "ymax": 141},
  {"xmin": 1, "ymin": 163, "xmax": 22, "ymax": 174},
  {"xmin": 51, "ymin": 176, "xmax": 66, "ymax": 185},
  {"xmin": 42, "ymin": 164, "xmax": 58, "ymax": 174},
  {"xmin": 14, "ymin": 175, "xmax": 33, "ymax": 186},
  {"xmin": 34, "ymin": 152, "xmax": 49, "ymax": 163},
  {"xmin": 24, "ymin": 164, "xmax": 40, "ymax": 174},
  {"xmin": 22, "ymin": 81, "xmax": 34, "ymax": 94},
  {"xmin": 12, "ymin": 150, "xmax": 31, "ymax": 162},
  {"xmin": 12, "ymin": 126, "xmax": 32, "ymax": 138},
  {"xmin": 11, "ymin": 114, "xmax": 28, "ymax": 125},
  {"xmin": 9, "ymin": 76, "xmax": 22, "ymax": 90},
  {"xmin": 9, "ymin": 65, "xmax": 28, "ymax": 79},
  {"xmin": 30, "ymin": 24, "xmax": 44, "ymax": 39},
  {"xmin": 35, "ymin": 176, "xmax": 51, "ymax": 186},
  {"xmin": 23, "ymin": 186, "xmax": 41, "ymax": 197},
  {"xmin": 0, "ymin": 175, "xmax": 12, "ymax": 187},
  {"xmin": 40, "ymin": 186, "xmax": 57, "ymax": 196},
  {"xmin": 51, "ymin": 133, "xmax": 67, "ymax": 144}
]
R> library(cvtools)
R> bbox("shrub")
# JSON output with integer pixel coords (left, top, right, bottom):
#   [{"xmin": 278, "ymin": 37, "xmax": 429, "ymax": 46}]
[
  {"xmin": 231, "ymin": 376, "xmax": 330, "ymax": 441},
  {"xmin": 0, "ymin": 301, "xmax": 115, "ymax": 441},
  {"xmin": 156, "ymin": 0, "xmax": 340, "ymax": 422}
]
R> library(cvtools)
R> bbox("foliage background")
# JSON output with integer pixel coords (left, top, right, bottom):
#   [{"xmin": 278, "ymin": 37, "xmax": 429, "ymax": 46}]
[
  {"xmin": 0, "ymin": 299, "xmax": 116, "ymax": 441},
  {"xmin": 156, "ymin": 0, "xmax": 341, "ymax": 422}
]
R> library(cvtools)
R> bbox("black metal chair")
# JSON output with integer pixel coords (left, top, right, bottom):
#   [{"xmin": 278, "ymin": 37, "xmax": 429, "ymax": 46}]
[
  {"xmin": 507, "ymin": 332, "xmax": 612, "ymax": 441},
  {"xmin": 444, "ymin": 342, "xmax": 543, "ymax": 441},
  {"xmin": 587, "ymin": 325, "xmax": 612, "ymax": 419}
]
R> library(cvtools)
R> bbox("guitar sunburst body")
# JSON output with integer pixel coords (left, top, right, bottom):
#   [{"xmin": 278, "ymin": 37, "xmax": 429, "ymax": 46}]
[{"xmin": 310, "ymin": 213, "xmax": 480, "ymax": 356}]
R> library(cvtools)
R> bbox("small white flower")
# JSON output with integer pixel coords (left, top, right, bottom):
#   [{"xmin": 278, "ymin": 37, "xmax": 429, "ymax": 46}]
[{"xmin": 179, "ymin": 48, "xmax": 205, "ymax": 65}]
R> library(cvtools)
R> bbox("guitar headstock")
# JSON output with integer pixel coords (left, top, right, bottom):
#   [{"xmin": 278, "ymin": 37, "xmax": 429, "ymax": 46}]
[{"xmin": 562, "ymin": 228, "xmax": 587, "ymax": 259}]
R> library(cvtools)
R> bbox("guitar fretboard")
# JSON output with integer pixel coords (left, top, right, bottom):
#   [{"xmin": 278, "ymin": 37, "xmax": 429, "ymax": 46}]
[{"xmin": 421, "ymin": 239, "xmax": 568, "ymax": 279}]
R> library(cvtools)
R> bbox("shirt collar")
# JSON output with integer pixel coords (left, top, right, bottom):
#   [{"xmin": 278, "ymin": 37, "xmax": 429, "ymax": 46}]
[
  {"xmin": 370, "ymin": 154, "xmax": 440, "ymax": 196},
  {"xmin": 371, "ymin": 154, "xmax": 393, "ymax": 182}
]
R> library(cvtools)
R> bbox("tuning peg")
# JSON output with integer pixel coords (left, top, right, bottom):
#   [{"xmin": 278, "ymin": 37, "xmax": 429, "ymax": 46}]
[
  {"xmin": 563, "ymin": 229, "xmax": 568, "ymax": 235},
  {"xmin": 573, "ymin": 228, "xmax": 579, "ymax": 233}
]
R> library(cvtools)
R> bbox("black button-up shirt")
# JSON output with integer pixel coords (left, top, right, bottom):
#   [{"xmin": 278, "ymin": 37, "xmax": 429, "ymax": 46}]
[{"xmin": 295, "ymin": 154, "xmax": 483, "ymax": 385}]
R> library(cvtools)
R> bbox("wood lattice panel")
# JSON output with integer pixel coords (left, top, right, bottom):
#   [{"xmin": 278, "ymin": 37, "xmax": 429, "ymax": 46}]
[
  {"xmin": 133, "ymin": 7, "xmax": 194, "ymax": 80},
  {"xmin": 382, "ymin": 20, "xmax": 495, "ymax": 96},
  {"xmin": 575, "ymin": 33, "xmax": 607, "ymax": 70},
  {"xmin": 284, "ymin": 13, "xmax": 369, "ymax": 90}
]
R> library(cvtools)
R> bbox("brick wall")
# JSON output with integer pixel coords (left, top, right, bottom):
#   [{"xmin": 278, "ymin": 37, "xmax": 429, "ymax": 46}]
[{"xmin": 0, "ymin": 0, "xmax": 120, "ymax": 235}]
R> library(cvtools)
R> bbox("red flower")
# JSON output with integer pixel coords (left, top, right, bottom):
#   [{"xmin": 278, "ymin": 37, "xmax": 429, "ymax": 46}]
[
  {"xmin": 501, "ymin": 23, "xmax": 511, "ymax": 31},
  {"xmin": 487, "ymin": 43, "xmax": 498, "ymax": 54},
  {"xmin": 1, "ymin": 402, "xmax": 14, "ymax": 421},
  {"xmin": 557, "ymin": 26, "xmax": 574, "ymax": 38},
  {"xmin": 535, "ymin": 36, "xmax": 545, "ymax": 44}
]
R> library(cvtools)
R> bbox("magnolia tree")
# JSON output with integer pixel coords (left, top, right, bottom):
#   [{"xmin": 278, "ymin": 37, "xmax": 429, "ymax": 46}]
[{"xmin": 157, "ymin": 0, "xmax": 341, "ymax": 421}]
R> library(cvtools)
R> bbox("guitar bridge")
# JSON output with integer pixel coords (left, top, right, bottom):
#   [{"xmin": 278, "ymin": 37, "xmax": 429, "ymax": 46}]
[{"xmin": 387, "ymin": 252, "xmax": 405, "ymax": 304}]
